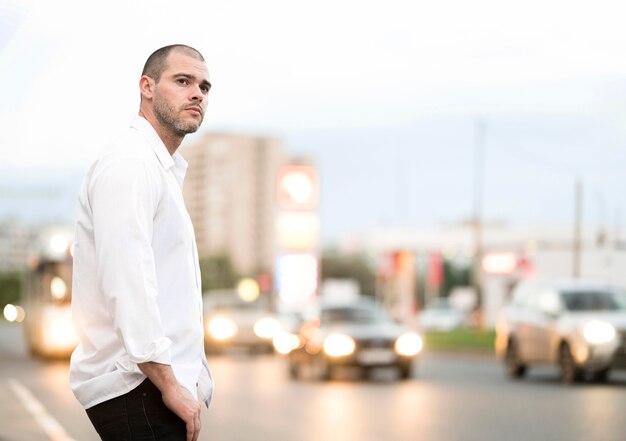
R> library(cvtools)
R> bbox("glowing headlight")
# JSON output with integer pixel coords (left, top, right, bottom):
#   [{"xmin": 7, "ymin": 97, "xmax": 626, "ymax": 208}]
[
  {"xmin": 273, "ymin": 332, "xmax": 301, "ymax": 354},
  {"xmin": 49, "ymin": 234, "xmax": 69, "ymax": 255},
  {"xmin": 4, "ymin": 304, "xmax": 18, "ymax": 322},
  {"xmin": 46, "ymin": 318, "xmax": 77, "ymax": 349},
  {"xmin": 50, "ymin": 277, "xmax": 68, "ymax": 301},
  {"xmin": 208, "ymin": 318, "xmax": 237, "ymax": 340},
  {"xmin": 583, "ymin": 320, "xmax": 616, "ymax": 344},
  {"xmin": 254, "ymin": 317, "xmax": 282, "ymax": 339},
  {"xmin": 395, "ymin": 332, "xmax": 423, "ymax": 356},
  {"xmin": 323, "ymin": 334, "xmax": 355, "ymax": 357}
]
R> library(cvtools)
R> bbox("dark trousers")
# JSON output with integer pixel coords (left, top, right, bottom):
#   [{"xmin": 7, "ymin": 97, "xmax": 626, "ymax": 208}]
[{"xmin": 86, "ymin": 379, "xmax": 186, "ymax": 441}]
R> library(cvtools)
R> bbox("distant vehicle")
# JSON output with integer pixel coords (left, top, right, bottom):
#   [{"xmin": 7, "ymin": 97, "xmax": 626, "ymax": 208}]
[
  {"xmin": 280, "ymin": 298, "xmax": 423, "ymax": 380},
  {"xmin": 203, "ymin": 291, "xmax": 281, "ymax": 354},
  {"xmin": 418, "ymin": 298, "xmax": 466, "ymax": 331},
  {"xmin": 22, "ymin": 226, "xmax": 78, "ymax": 359},
  {"xmin": 496, "ymin": 279, "xmax": 626, "ymax": 383}
]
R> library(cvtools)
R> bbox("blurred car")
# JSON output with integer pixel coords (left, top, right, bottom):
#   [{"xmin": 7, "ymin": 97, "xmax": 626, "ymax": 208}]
[
  {"xmin": 418, "ymin": 298, "xmax": 466, "ymax": 331},
  {"xmin": 496, "ymin": 279, "xmax": 626, "ymax": 383},
  {"xmin": 22, "ymin": 226, "xmax": 78, "ymax": 359},
  {"xmin": 203, "ymin": 291, "xmax": 281, "ymax": 354},
  {"xmin": 279, "ymin": 298, "xmax": 423, "ymax": 380}
]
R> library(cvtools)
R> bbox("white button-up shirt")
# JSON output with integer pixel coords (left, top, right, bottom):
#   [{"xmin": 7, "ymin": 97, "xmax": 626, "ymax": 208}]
[{"xmin": 70, "ymin": 116, "xmax": 212, "ymax": 410}]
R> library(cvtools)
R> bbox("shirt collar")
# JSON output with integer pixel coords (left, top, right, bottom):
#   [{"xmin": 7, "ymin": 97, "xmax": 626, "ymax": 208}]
[
  {"xmin": 131, "ymin": 115, "xmax": 175, "ymax": 170},
  {"xmin": 171, "ymin": 151, "xmax": 188, "ymax": 187}
]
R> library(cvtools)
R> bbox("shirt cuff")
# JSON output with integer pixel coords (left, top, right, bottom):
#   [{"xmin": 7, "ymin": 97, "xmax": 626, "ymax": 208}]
[{"xmin": 127, "ymin": 337, "xmax": 172, "ymax": 365}]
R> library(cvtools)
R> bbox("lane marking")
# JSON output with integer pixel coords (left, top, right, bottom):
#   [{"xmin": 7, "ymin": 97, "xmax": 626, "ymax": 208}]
[{"xmin": 7, "ymin": 378, "xmax": 78, "ymax": 441}]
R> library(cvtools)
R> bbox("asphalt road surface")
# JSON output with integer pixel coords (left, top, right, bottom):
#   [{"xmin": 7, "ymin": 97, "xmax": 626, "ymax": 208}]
[{"xmin": 2, "ymin": 322, "xmax": 626, "ymax": 441}]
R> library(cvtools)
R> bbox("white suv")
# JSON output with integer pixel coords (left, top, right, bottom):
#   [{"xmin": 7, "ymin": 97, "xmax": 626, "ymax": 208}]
[{"xmin": 495, "ymin": 279, "xmax": 626, "ymax": 383}]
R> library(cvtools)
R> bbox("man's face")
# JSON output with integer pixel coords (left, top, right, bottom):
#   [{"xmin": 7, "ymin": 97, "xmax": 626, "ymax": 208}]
[{"xmin": 152, "ymin": 51, "xmax": 211, "ymax": 136}]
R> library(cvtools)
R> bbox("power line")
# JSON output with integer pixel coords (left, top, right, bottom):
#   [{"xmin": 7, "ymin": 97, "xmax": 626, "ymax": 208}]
[{"xmin": 498, "ymin": 139, "xmax": 626, "ymax": 176}]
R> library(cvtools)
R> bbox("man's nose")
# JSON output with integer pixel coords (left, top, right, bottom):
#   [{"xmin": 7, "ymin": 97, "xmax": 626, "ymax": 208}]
[{"xmin": 190, "ymin": 86, "xmax": 204, "ymax": 102}]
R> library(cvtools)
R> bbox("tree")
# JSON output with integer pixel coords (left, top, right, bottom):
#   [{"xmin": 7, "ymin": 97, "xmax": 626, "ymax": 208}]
[
  {"xmin": 199, "ymin": 255, "xmax": 239, "ymax": 292},
  {"xmin": 0, "ymin": 271, "xmax": 22, "ymax": 306},
  {"xmin": 442, "ymin": 259, "xmax": 471, "ymax": 297},
  {"xmin": 320, "ymin": 251, "xmax": 376, "ymax": 296}
]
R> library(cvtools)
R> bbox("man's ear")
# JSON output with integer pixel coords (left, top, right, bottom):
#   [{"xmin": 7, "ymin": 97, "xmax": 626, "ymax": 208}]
[{"xmin": 139, "ymin": 75, "xmax": 155, "ymax": 100}]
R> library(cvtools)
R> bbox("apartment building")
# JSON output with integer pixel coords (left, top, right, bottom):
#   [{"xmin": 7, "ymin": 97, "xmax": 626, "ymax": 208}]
[
  {"xmin": 181, "ymin": 133, "xmax": 286, "ymax": 276},
  {"xmin": 0, "ymin": 220, "xmax": 37, "ymax": 272}
]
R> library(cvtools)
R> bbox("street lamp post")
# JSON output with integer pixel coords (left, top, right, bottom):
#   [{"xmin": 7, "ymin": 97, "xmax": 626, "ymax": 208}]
[
  {"xmin": 472, "ymin": 120, "xmax": 485, "ymax": 327},
  {"xmin": 573, "ymin": 178, "xmax": 583, "ymax": 279}
]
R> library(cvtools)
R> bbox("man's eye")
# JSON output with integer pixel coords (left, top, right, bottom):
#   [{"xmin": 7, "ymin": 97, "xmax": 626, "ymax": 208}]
[
  {"xmin": 177, "ymin": 79, "xmax": 188, "ymax": 85},
  {"xmin": 200, "ymin": 86, "xmax": 209, "ymax": 94}
]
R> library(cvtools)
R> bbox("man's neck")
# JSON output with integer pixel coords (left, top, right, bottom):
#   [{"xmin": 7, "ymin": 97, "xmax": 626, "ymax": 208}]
[{"xmin": 138, "ymin": 110, "xmax": 183, "ymax": 156}]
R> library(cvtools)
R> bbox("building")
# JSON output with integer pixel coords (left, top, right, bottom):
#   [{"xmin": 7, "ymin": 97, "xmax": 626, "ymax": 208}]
[
  {"xmin": 182, "ymin": 133, "xmax": 286, "ymax": 276},
  {"xmin": 0, "ymin": 220, "xmax": 37, "ymax": 272},
  {"xmin": 337, "ymin": 223, "xmax": 626, "ymax": 327}
]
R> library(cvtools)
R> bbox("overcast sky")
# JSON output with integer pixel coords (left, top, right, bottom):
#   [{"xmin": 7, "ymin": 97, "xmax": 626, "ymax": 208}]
[{"xmin": 2, "ymin": 0, "xmax": 626, "ymax": 241}]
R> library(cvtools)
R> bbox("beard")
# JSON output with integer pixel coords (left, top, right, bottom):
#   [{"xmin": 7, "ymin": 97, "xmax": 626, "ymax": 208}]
[{"xmin": 153, "ymin": 93, "xmax": 203, "ymax": 136}]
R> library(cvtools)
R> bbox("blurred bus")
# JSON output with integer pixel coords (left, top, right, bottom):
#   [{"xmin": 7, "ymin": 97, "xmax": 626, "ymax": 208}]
[{"xmin": 22, "ymin": 226, "xmax": 78, "ymax": 358}]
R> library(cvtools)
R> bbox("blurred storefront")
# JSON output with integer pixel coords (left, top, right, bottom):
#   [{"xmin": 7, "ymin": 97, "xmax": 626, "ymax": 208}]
[{"xmin": 338, "ymin": 223, "xmax": 626, "ymax": 328}]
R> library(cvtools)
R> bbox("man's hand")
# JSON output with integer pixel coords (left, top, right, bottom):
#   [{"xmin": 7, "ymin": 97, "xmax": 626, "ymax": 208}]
[
  {"xmin": 138, "ymin": 361, "xmax": 202, "ymax": 441},
  {"xmin": 162, "ymin": 385, "xmax": 202, "ymax": 441}
]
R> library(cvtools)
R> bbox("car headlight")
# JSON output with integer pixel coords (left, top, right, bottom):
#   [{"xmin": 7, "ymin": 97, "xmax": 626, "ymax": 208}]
[
  {"xmin": 323, "ymin": 334, "xmax": 355, "ymax": 357},
  {"xmin": 50, "ymin": 277, "xmax": 68, "ymax": 301},
  {"xmin": 395, "ymin": 332, "xmax": 423, "ymax": 356},
  {"xmin": 208, "ymin": 317, "xmax": 237, "ymax": 340},
  {"xmin": 46, "ymin": 317, "xmax": 77, "ymax": 349},
  {"xmin": 273, "ymin": 331, "xmax": 301, "ymax": 354},
  {"xmin": 582, "ymin": 320, "xmax": 617, "ymax": 344},
  {"xmin": 254, "ymin": 317, "xmax": 282, "ymax": 339}
]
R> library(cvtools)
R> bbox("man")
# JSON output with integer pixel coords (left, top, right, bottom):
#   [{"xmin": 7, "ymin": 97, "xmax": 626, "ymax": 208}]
[{"xmin": 70, "ymin": 44, "xmax": 213, "ymax": 441}]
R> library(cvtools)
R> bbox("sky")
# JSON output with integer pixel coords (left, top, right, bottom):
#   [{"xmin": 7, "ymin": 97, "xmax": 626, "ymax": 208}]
[{"xmin": 2, "ymin": 0, "xmax": 626, "ymax": 241}]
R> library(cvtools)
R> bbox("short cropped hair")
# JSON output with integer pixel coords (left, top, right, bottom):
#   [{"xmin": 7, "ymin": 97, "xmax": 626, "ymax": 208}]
[{"xmin": 142, "ymin": 44, "xmax": 205, "ymax": 82}]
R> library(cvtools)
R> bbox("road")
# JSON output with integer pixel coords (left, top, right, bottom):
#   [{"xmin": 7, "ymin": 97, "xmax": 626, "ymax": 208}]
[{"xmin": 2, "ymin": 321, "xmax": 626, "ymax": 441}]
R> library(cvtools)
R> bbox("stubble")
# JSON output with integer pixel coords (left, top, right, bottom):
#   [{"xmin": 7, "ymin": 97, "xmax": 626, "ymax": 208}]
[{"xmin": 153, "ymin": 93, "xmax": 203, "ymax": 136}]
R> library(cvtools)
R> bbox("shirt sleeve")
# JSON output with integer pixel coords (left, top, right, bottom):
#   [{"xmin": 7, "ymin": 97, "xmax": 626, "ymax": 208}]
[{"xmin": 89, "ymin": 157, "xmax": 172, "ymax": 365}]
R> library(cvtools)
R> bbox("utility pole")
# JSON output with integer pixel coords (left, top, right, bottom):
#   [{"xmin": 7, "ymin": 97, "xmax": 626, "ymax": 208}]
[
  {"xmin": 396, "ymin": 147, "xmax": 408, "ymax": 226},
  {"xmin": 573, "ymin": 178, "xmax": 583, "ymax": 278},
  {"xmin": 615, "ymin": 206, "xmax": 622, "ymax": 245},
  {"xmin": 472, "ymin": 121, "xmax": 485, "ymax": 326}
]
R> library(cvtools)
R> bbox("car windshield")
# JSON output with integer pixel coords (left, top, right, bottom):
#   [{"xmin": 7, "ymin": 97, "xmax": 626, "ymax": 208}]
[
  {"xmin": 214, "ymin": 302, "xmax": 264, "ymax": 311},
  {"xmin": 320, "ymin": 306, "xmax": 385, "ymax": 325},
  {"xmin": 205, "ymin": 295, "xmax": 270, "ymax": 312},
  {"xmin": 561, "ymin": 290, "xmax": 626, "ymax": 311},
  {"xmin": 424, "ymin": 299, "xmax": 453, "ymax": 311}
]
